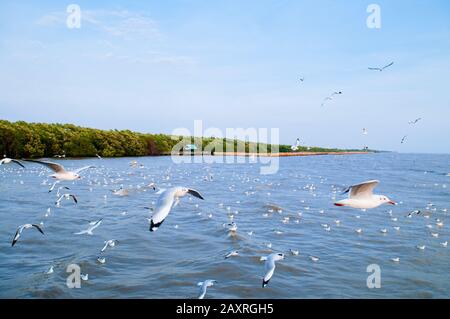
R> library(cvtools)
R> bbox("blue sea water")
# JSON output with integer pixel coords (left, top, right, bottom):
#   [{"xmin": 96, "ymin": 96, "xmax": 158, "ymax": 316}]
[{"xmin": 0, "ymin": 153, "xmax": 449, "ymax": 298}]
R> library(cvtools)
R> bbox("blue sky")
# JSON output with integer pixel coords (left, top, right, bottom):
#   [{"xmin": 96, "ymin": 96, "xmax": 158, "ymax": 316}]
[{"xmin": 0, "ymin": 0, "xmax": 449, "ymax": 153}]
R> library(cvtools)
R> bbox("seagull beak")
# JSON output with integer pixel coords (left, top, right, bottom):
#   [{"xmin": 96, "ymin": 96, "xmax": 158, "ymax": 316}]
[
  {"xmin": 388, "ymin": 201, "xmax": 397, "ymax": 205},
  {"xmin": 334, "ymin": 203, "xmax": 345, "ymax": 207}
]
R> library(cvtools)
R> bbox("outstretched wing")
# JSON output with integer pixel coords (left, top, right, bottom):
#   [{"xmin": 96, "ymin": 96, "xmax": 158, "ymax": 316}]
[
  {"xmin": 382, "ymin": 62, "xmax": 394, "ymax": 70},
  {"xmin": 188, "ymin": 189, "xmax": 204, "ymax": 200},
  {"xmin": 368, "ymin": 67, "xmax": 381, "ymax": 71},
  {"xmin": 25, "ymin": 160, "xmax": 65, "ymax": 173},
  {"xmin": 74, "ymin": 165, "xmax": 95, "ymax": 174},
  {"xmin": 11, "ymin": 160, "xmax": 25, "ymax": 168},
  {"xmin": 346, "ymin": 180, "xmax": 379, "ymax": 199},
  {"xmin": 32, "ymin": 224, "xmax": 45, "ymax": 235}
]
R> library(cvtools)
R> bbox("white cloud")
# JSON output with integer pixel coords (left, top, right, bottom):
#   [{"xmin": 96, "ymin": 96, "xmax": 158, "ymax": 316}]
[{"xmin": 36, "ymin": 9, "xmax": 161, "ymax": 40}]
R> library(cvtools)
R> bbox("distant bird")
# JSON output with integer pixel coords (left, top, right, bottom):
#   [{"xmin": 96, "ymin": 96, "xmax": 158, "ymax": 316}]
[
  {"xmin": 368, "ymin": 62, "xmax": 394, "ymax": 72},
  {"xmin": 334, "ymin": 180, "xmax": 396, "ymax": 209},
  {"xmin": 261, "ymin": 253, "xmax": 285, "ymax": 288},
  {"xmin": 225, "ymin": 250, "xmax": 239, "ymax": 259},
  {"xmin": 74, "ymin": 219, "xmax": 102, "ymax": 235},
  {"xmin": 101, "ymin": 239, "xmax": 118, "ymax": 253},
  {"xmin": 48, "ymin": 181, "xmax": 70, "ymax": 194},
  {"xmin": 289, "ymin": 249, "xmax": 299, "ymax": 256},
  {"xmin": 362, "ymin": 128, "xmax": 368, "ymax": 135},
  {"xmin": 81, "ymin": 274, "xmax": 89, "ymax": 281},
  {"xmin": 291, "ymin": 138, "xmax": 301, "ymax": 151},
  {"xmin": 149, "ymin": 187, "xmax": 204, "ymax": 232},
  {"xmin": 112, "ymin": 188, "xmax": 129, "ymax": 197},
  {"xmin": 197, "ymin": 280, "xmax": 217, "ymax": 299},
  {"xmin": 299, "ymin": 77, "xmax": 305, "ymax": 82},
  {"xmin": 96, "ymin": 154, "xmax": 102, "ymax": 159},
  {"xmin": 321, "ymin": 91, "xmax": 342, "ymax": 107},
  {"xmin": 408, "ymin": 118, "xmax": 422, "ymax": 125},
  {"xmin": 0, "ymin": 157, "xmax": 25, "ymax": 168},
  {"xmin": 441, "ymin": 241, "xmax": 448, "ymax": 247},
  {"xmin": 391, "ymin": 257, "xmax": 400, "ymax": 263},
  {"xmin": 97, "ymin": 257, "xmax": 106, "ymax": 264},
  {"xmin": 416, "ymin": 245, "xmax": 426, "ymax": 250},
  {"xmin": 309, "ymin": 256, "xmax": 320, "ymax": 262},
  {"xmin": 25, "ymin": 160, "xmax": 94, "ymax": 181},
  {"xmin": 11, "ymin": 224, "xmax": 44, "ymax": 247},
  {"xmin": 401, "ymin": 135, "xmax": 407, "ymax": 144},
  {"xmin": 55, "ymin": 194, "xmax": 78, "ymax": 206},
  {"xmin": 46, "ymin": 266, "xmax": 54, "ymax": 274}
]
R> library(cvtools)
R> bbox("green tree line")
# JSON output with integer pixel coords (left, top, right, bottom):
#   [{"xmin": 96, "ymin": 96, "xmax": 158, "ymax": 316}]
[{"xmin": 0, "ymin": 119, "xmax": 352, "ymax": 158}]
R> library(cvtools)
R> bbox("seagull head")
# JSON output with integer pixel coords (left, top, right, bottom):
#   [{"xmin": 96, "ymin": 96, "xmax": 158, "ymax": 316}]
[{"xmin": 380, "ymin": 196, "xmax": 396, "ymax": 205}]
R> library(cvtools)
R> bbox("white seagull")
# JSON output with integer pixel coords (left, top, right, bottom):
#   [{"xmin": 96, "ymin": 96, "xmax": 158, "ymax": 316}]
[
  {"xmin": 368, "ymin": 62, "xmax": 394, "ymax": 72},
  {"xmin": 74, "ymin": 219, "xmax": 102, "ymax": 235},
  {"xmin": 291, "ymin": 138, "xmax": 301, "ymax": 151},
  {"xmin": 401, "ymin": 135, "xmax": 407, "ymax": 144},
  {"xmin": 149, "ymin": 187, "xmax": 204, "ymax": 232},
  {"xmin": 12, "ymin": 224, "xmax": 45, "ymax": 247},
  {"xmin": 197, "ymin": 280, "xmax": 217, "ymax": 299},
  {"xmin": 55, "ymin": 193, "xmax": 78, "ymax": 206},
  {"xmin": 261, "ymin": 253, "xmax": 285, "ymax": 288},
  {"xmin": 101, "ymin": 239, "xmax": 118, "ymax": 253},
  {"xmin": 225, "ymin": 250, "xmax": 239, "ymax": 259},
  {"xmin": 25, "ymin": 159, "xmax": 94, "ymax": 181},
  {"xmin": 0, "ymin": 157, "xmax": 25, "ymax": 168},
  {"xmin": 334, "ymin": 180, "xmax": 396, "ymax": 209}
]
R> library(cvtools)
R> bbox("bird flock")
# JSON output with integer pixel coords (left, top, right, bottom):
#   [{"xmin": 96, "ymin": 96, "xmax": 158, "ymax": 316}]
[{"xmin": 2, "ymin": 153, "xmax": 448, "ymax": 299}]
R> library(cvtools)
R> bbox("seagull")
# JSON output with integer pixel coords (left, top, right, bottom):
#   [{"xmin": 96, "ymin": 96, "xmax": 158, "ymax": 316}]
[
  {"xmin": 289, "ymin": 249, "xmax": 299, "ymax": 256},
  {"xmin": 261, "ymin": 253, "xmax": 285, "ymax": 288},
  {"xmin": 440, "ymin": 241, "xmax": 448, "ymax": 247},
  {"xmin": 406, "ymin": 210, "xmax": 421, "ymax": 218},
  {"xmin": 355, "ymin": 228, "xmax": 363, "ymax": 234},
  {"xmin": 299, "ymin": 77, "xmax": 305, "ymax": 82},
  {"xmin": 197, "ymin": 280, "xmax": 217, "ymax": 299},
  {"xmin": 380, "ymin": 228, "xmax": 388, "ymax": 234},
  {"xmin": 11, "ymin": 224, "xmax": 44, "ymax": 246},
  {"xmin": 368, "ymin": 62, "xmax": 394, "ymax": 72},
  {"xmin": 97, "ymin": 257, "xmax": 106, "ymax": 264},
  {"xmin": 416, "ymin": 245, "xmax": 426, "ymax": 250},
  {"xmin": 46, "ymin": 266, "xmax": 54, "ymax": 274},
  {"xmin": 291, "ymin": 138, "xmax": 301, "ymax": 151},
  {"xmin": 408, "ymin": 118, "xmax": 422, "ymax": 125},
  {"xmin": 96, "ymin": 154, "xmax": 102, "ymax": 159},
  {"xmin": 149, "ymin": 187, "xmax": 204, "ymax": 231},
  {"xmin": 112, "ymin": 188, "xmax": 129, "ymax": 197},
  {"xmin": 101, "ymin": 239, "xmax": 118, "ymax": 253},
  {"xmin": 309, "ymin": 256, "xmax": 320, "ymax": 262},
  {"xmin": 362, "ymin": 128, "xmax": 368, "ymax": 135},
  {"xmin": 227, "ymin": 222, "xmax": 238, "ymax": 232},
  {"xmin": 24, "ymin": 160, "xmax": 94, "ymax": 181},
  {"xmin": 321, "ymin": 91, "xmax": 342, "ymax": 107},
  {"xmin": 0, "ymin": 157, "xmax": 25, "ymax": 168},
  {"xmin": 334, "ymin": 180, "xmax": 396, "ymax": 209},
  {"xmin": 81, "ymin": 274, "xmax": 89, "ymax": 281},
  {"xmin": 225, "ymin": 250, "xmax": 239, "ymax": 259},
  {"xmin": 48, "ymin": 181, "xmax": 70, "ymax": 194},
  {"xmin": 74, "ymin": 219, "xmax": 102, "ymax": 235},
  {"xmin": 55, "ymin": 194, "xmax": 78, "ymax": 206},
  {"xmin": 401, "ymin": 135, "xmax": 407, "ymax": 144},
  {"xmin": 391, "ymin": 257, "xmax": 400, "ymax": 263}
]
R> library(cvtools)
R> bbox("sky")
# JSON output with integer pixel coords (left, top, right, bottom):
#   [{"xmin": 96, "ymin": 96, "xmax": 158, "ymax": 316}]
[{"xmin": 0, "ymin": 0, "xmax": 449, "ymax": 153}]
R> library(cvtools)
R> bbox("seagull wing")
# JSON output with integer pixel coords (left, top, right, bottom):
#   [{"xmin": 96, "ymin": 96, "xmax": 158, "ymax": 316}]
[
  {"xmin": 382, "ymin": 62, "xmax": 394, "ymax": 70},
  {"xmin": 11, "ymin": 228, "xmax": 21, "ymax": 246},
  {"xmin": 32, "ymin": 224, "xmax": 45, "ymax": 235},
  {"xmin": 348, "ymin": 180, "xmax": 379, "ymax": 199},
  {"xmin": 11, "ymin": 160, "xmax": 25, "ymax": 168},
  {"xmin": 188, "ymin": 189, "xmax": 204, "ymax": 200},
  {"xmin": 368, "ymin": 67, "xmax": 381, "ymax": 71},
  {"xmin": 74, "ymin": 165, "xmax": 95, "ymax": 174},
  {"xmin": 70, "ymin": 195, "xmax": 78, "ymax": 204},
  {"xmin": 25, "ymin": 160, "xmax": 65, "ymax": 173}
]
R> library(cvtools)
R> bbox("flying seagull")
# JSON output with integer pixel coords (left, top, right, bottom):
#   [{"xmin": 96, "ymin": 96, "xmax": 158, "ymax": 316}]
[
  {"xmin": 197, "ymin": 280, "xmax": 217, "ymax": 299},
  {"xmin": 368, "ymin": 62, "xmax": 394, "ymax": 72},
  {"xmin": 408, "ymin": 118, "xmax": 422, "ymax": 125},
  {"xmin": 334, "ymin": 180, "xmax": 396, "ymax": 209},
  {"xmin": 101, "ymin": 239, "xmax": 118, "ymax": 253},
  {"xmin": 12, "ymin": 224, "xmax": 44, "ymax": 247},
  {"xmin": 291, "ymin": 138, "xmax": 301, "ymax": 151},
  {"xmin": 0, "ymin": 157, "xmax": 25, "ymax": 168},
  {"xmin": 149, "ymin": 187, "xmax": 204, "ymax": 232},
  {"xmin": 74, "ymin": 219, "xmax": 102, "ymax": 235},
  {"xmin": 321, "ymin": 91, "xmax": 342, "ymax": 107},
  {"xmin": 24, "ymin": 159, "xmax": 94, "ymax": 181},
  {"xmin": 55, "ymin": 194, "xmax": 78, "ymax": 206},
  {"xmin": 401, "ymin": 135, "xmax": 407, "ymax": 144},
  {"xmin": 261, "ymin": 253, "xmax": 285, "ymax": 288}
]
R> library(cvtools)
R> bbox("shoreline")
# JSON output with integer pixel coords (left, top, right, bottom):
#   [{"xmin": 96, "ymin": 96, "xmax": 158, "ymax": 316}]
[{"xmin": 168, "ymin": 151, "xmax": 372, "ymax": 157}]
